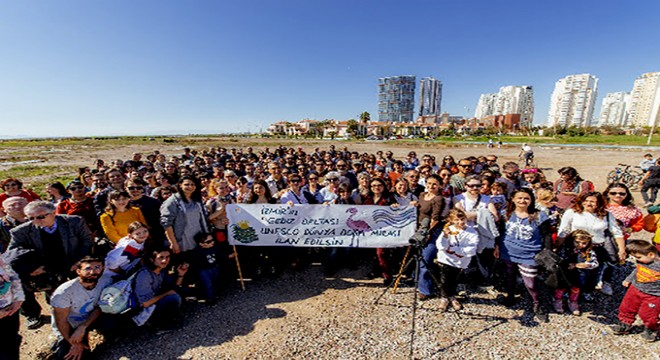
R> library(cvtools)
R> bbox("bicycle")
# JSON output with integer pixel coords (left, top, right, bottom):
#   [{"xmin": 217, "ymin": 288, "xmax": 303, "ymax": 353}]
[{"xmin": 606, "ymin": 163, "xmax": 643, "ymax": 190}]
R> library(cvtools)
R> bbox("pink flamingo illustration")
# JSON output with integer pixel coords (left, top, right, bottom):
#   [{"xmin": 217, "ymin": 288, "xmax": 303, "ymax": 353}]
[{"xmin": 346, "ymin": 208, "xmax": 371, "ymax": 247}]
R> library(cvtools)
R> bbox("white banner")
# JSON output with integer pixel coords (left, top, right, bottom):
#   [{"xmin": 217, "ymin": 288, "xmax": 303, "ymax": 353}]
[{"xmin": 226, "ymin": 204, "xmax": 417, "ymax": 248}]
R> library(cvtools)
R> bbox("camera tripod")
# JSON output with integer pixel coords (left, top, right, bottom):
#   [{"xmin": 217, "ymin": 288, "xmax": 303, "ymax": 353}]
[{"xmin": 373, "ymin": 241, "xmax": 447, "ymax": 359}]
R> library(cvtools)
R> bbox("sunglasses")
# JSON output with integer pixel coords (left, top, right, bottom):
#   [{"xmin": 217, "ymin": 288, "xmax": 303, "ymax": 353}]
[
  {"xmin": 4, "ymin": 183, "xmax": 18, "ymax": 187},
  {"xmin": 328, "ymin": 178, "xmax": 339, "ymax": 182},
  {"xmin": 308, "ymin": 177, "xmax": 318, "ymax": 180},
  {"xmin": 608, "ymin": 192, "xmax": 627, "ymax": 196},
  {"xmin": 127, "ymin": 186, "xmax": 143, "ymax": 191},
  {"xmin": 458, "ymin": 164, "xmax": 472, "ymax": 167},
  {"xmin": 290, "ymin": 179, "xmax": 301, "ymax": 183},
  {"xmin": 69, "ymin": 185, "xmax": 85, "ymax": 190},
  {"xmin": 201, "ymin": 239, "xmax": 215, "ymax": 245},
  {"xmin": 28, "ymin": 213, "xmax": 51, "ymax": 221},
  {"xmin": 465, "ymin": 183, "xmax": 481, "ymax": 188}
]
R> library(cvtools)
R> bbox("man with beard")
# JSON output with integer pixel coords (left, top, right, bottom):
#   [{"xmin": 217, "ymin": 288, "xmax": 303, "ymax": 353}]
[
  {"xmin": 50, "ymin": 256, "xmax": 112, "ymax": 360},
  {"xmin": 93, "ymin": 168, "xmax": 126, "ymax": 217},
  {"xmin": 496, "ymin": 162, "xmax": 522, "ymax": 197}
]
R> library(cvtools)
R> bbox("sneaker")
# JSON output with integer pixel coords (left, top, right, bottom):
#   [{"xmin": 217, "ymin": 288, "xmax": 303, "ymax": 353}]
[
  {"xmin": 552, "ymin": 299, "xmax": 564, "ymax": 314},
  {"xmin": 600, "ymin": 282, "xmax": 613, "ymax": 296},
  {"xmin": 438, "ymin": 297, "xmax": 449, "ymax": 312},
  {"xmin": 533, "ymin": 304, "xmax": 548, "ymax": 323},
  {"xmin": 567, "ymin": 301, "xmax": 580, "ymax": 316},
  {"xmin": 611, "ymin": 322, "xmax": 633, "ymax": 335},
  {"xmin": 641, "ymin": 328, "xmax": 658, "ymax": 342},
  {"xmin": 450, "ymin": 298, "xmax": 463, "ymax": 311},
  {"xmin": 595, "ymin": 281, "xmax": 603, "ymax": 290},
  {"xmin": 26, "ymin": 316, "xmax": 44, "ymax": 330}
]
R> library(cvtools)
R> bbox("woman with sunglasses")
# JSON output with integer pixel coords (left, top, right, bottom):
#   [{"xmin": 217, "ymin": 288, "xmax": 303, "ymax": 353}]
[
  {"xmin": 441, "ymin": 156, "xmax": 459, "ymax": 174},
  {"xmin": 0, "ymin": 178, "xmax": 41, "ymax": 217},
  {"xmin": 557, "ymin": 191, "xmax": 625, "ymax": 298},
  {"xmin": 603, "ymin": 183, "xmax": 643, "ymax": 241},
  {"xmin": 301, "ymin": 172, "xmax": 324, "ymax": 204},
  {"xmin": 56, "ymin": 180, "xmax": 100, "ymax": 237},
  {"xmin": 232, "ymin": 176, "xmax": 252, "ymax": 204},
  {"xmin": 319, "ymin": 171, "xmax": 341, "ymax": 204},
  {"xmin": 281, "ymin": 174, "xmax": 315, "ymax": 205},
  {"xmin": 79, "ymin": 173, "xmax": 94, "ymax": 192}
]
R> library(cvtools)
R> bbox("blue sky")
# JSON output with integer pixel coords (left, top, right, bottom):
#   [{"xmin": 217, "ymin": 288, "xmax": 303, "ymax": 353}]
[{"xmin": 1, "ymin": 0, "xmax": 659, "ymax": 138}]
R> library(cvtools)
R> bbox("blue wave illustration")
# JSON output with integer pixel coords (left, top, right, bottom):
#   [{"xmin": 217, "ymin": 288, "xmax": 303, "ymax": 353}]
[{"xmin": 372, "ymin": 208, "xmax": 416, "ymax": 228}]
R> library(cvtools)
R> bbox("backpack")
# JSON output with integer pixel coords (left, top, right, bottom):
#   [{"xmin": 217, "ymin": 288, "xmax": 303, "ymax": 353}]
[{"xmin": 98, "ymin": 273, "xmax": 138, "ymax": 314}]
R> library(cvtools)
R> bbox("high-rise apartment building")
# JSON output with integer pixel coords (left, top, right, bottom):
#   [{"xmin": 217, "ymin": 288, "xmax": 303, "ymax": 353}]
[
  {"xmin": 378, "ymin": 76, "xmax": 416, "ymax": 122},
  {"xmin": 548, "ymin": 74, "xmax": 598, "ymax": 128},
  {"xmin": 418, "ymin": 77, "xmax": 442, "ymax": 117},
  {"xmin": 475, "ymin": 93, "xmax": 497, "ymax": 119},
  {"xmin": 598, "ymin": 92, "xmax": 630, "ymax": 127},
  {"xmin": 628, "ymin": 72, "xmax": 660, "ymax": 128},
  {"xmin": 475, "ymin": 86, "xmax": 534, "ymax": 126}
]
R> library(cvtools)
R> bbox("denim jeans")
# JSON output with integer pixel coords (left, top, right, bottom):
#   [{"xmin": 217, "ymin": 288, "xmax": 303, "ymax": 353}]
[
  {"xmin": 150, "ymin": 293, "xmax": 182, "ymax": 326},
  {"xmin": 417, "ymin": 228, "xmax": 441, "ymax": 296},
  {"xmin": 198, "ymin": 267, "xmax": 220, "ymax": 300}
]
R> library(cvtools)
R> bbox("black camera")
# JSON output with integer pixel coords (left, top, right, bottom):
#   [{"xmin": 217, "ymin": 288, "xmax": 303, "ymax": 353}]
[{"xmin": 408, "ymin": 218, "xmax": 430, "ymax": 246}]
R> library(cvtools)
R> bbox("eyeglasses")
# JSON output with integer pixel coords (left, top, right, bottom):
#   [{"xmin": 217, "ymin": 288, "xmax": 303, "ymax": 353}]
[
  {"xmin": 465, "ymin": 183, "xmax": 481, "ymax": 188},
  {"xmin": 80, "ymin": 265, "xmax": 103, "ymax": 272},
  {"xmin": 608, "ymin": 192, "xmax": 627, "ymax": 196},
  {"xmin": 127, "ymin": 186, "xmax": 143, "ymax": 191},
  {"xmin": 69, "ymin": 185, "xmax": 85, "ymax": 191},
  {"xmin": 28, "ymin": 213, "xmax": 52, "ymax": 221}
]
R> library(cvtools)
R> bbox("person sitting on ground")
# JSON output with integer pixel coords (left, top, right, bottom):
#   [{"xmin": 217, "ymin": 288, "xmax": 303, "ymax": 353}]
[
  {"xmin": 611, "ymin": 240, "xmax": 660, "ymax": 342},
  {"xmin": 50, "ymin": 256, "xmax": 114, "ymax": 360},
  {"xmin": 133, "ymin": 247, "xmax": 188, "ymax": 330}
]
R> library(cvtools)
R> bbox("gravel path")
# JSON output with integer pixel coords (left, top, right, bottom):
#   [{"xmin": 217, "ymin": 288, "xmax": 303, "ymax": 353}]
[{"xmin": 21, "ymin": 261, "xmax": 659, "ymax": 359}]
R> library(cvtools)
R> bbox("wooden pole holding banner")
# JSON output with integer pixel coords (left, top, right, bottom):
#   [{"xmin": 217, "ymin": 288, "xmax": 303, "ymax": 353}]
[
  {"xmin": 232, "ymin": 245, "xmax": 246, "ymax": 291},
  {"xmin": 391, "ymin": 246, "xmax": 412, "ymax": 294}
]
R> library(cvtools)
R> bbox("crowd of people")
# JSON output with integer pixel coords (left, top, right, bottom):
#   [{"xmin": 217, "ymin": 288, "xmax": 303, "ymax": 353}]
[{"xmin": 1, "ymin": 144, "xmax": 659, "ymax": 359}]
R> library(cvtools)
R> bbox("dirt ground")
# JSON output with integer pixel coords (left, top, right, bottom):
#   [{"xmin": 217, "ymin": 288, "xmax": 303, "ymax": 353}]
[{"xmin": 6, "ymin": 138, "xmax": 659, "ymax": 359}]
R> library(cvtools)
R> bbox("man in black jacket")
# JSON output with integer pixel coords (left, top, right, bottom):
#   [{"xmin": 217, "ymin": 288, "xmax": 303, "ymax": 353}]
[{"xmin": 7, "ymin": 201, "xmax": 93, "ymax": 329}]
